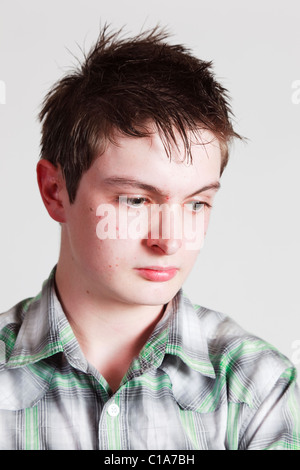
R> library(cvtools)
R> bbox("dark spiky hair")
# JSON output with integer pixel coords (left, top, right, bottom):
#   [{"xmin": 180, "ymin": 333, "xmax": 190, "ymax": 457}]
[{"xmin": 39, "ymin": 25, "xmax": 241, "ymax": 202}]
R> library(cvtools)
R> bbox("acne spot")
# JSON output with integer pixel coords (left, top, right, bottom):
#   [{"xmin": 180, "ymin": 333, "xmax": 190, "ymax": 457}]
[
  {"xmin": 89, "ymin": 207, "xmax": 93, "ymax": 212},
  {"xmin": 86, "ymin": 290, "xmax": 90, "ymax": 294},
  {"xmin": 115, "ymin": 264, "xmax": 119, "ymax": 267},
  {"xmin": 108, "ymin": 265, "xmax": 112, "ymax": 268}
]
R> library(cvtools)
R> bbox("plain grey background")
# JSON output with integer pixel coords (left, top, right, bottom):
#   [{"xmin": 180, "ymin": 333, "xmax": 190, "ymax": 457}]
[{"xmin": 0, "ymin": 0, "xmax": 299, "ymax": 375}]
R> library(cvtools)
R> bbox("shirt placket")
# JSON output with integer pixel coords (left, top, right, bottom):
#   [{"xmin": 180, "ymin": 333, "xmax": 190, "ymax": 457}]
[{"xmin": 98, "ymin": 392, "xmax": 125, "ymax": 450}]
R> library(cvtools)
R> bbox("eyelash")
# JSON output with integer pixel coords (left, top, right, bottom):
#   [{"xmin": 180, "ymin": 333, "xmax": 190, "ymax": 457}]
[{"xmin": 117, "ymin": 196, "xmax": 211, "ymax": 212}]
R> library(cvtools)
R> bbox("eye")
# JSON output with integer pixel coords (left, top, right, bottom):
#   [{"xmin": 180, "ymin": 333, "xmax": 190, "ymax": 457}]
[
  {"xmin": 184, "ymin": 201, "xmax": 205, "ymax": 213},
  {"xmin": 119, "ymin": 196, "xmax": 149, "ymax": 208}
]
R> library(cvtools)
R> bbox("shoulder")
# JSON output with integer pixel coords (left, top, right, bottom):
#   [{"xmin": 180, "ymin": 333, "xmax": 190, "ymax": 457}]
[
  {"xmin": 0, "ymin": 296, "xmax": 37, "ymax": 361},
  {"xmin": 190, "ymin": 298, "xmax": 291, "ymax": 365},
  {"xmin": 0, "ymin": 298, "xmax": 32, "ymax": 333},
  {"xmin": 183, "ymin": 295, "xmax": 296, "ymax": 405},
  {"xmin": 0, "ymin": 295, "xmax": 36, "ymax": 329}
]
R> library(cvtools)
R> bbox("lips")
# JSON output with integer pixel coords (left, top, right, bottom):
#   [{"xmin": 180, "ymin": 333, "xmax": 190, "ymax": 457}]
[{"xmin": 135, "ymin": 266, "xmax": 178, "ymax": 282}]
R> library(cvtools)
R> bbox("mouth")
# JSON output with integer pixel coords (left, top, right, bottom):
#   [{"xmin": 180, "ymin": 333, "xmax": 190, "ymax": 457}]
[{"xmin": 135, "ymin": 266, "xmax": 179, "ymax": 282}]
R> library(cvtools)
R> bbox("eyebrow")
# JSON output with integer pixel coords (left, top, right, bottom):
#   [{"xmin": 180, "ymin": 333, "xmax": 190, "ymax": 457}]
[{"xmin": 102, "ymin": 177, "xmax": 221, "ymax": 198}]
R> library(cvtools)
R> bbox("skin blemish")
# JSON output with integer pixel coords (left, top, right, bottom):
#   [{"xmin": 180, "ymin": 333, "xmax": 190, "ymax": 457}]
[{"xmin": 86, "ymin": 290, "xmax": 90, "ymax": 294}]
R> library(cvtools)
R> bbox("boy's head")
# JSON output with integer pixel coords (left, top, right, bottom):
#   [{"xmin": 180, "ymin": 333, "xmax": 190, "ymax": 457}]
[
  {"xmin": 39, "ymin": 26, "xmax": 240, "ymax": 203},
  {"xmin": 37, "ymin": 27, "xmax": 241, "ymax": 306}
]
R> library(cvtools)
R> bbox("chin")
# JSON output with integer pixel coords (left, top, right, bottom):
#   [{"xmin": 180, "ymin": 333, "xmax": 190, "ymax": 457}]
[{"xmin": 129, "ymin": 284, "xmax": 181, "ymax": 307}]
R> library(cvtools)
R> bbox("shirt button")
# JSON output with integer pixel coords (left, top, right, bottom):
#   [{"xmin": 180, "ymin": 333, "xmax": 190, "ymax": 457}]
[{"xmin": 107, "ymin": 403, "xmax": 120, "ymax": 417}]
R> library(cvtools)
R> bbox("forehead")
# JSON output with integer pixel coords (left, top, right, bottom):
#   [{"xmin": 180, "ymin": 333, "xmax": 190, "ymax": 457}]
[{"xmin": 87, "ymin": 129, "xmax": 222, "ymax": 195}]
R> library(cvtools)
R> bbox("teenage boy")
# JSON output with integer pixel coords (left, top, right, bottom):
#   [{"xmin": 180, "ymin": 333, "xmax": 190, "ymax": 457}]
[{"xmin": 0, "ymin": 27, "xmax": 299, "ymax": 450}]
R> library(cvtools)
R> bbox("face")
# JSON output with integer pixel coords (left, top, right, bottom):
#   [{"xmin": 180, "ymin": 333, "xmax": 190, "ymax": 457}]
[{"xmin": 58, "ymin": 129, "xmax": 221, "ymax": 308}]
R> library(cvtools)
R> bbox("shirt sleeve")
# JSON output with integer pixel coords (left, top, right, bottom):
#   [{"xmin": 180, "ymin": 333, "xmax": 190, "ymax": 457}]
[{"xmin": 239, "ymin": 366, "xmax": 300, "ymax": 450}]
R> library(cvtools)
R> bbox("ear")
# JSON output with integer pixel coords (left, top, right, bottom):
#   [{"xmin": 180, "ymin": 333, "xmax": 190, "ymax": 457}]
[{"xmin": 36, "ymin": 159, "xmax": 67, "ymax": 223}]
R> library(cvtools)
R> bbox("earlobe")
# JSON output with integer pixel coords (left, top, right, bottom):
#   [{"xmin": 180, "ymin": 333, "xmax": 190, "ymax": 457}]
[{"xmin": 36, "ymin": 159, "xmax": 67, "ymax": 223}]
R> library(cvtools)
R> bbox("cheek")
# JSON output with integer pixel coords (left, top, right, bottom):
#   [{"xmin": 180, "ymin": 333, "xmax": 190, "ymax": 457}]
[
  {"xmin": 182, "ymin": 247, "xmax": 201, "ymax": 266},
  {"xmin": 181, "ymin": 210, "xmax": 208, "ymax": 252},
  {"xmin": 93, "ymin": 238, "xmax": 135, "ymax": 270}
]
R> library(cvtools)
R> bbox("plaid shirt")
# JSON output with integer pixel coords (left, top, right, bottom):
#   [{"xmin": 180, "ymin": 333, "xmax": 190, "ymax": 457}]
[{"xmin": 0, "ymin": 268, "xmax": 299, "ymax": 450}]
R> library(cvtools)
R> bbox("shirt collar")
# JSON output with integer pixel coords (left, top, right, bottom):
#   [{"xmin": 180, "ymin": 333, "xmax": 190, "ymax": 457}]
[
  {"xmin": 0, "ymin": 268, "xmax": 216, "ymax": 410},
  {"xmin": 134, "ymin": 290, "xmax": 216, "ymax": 378},
  {"xmin": 0, "ymin": 268, "xmax": 89, "ymax": 410},
  {"xmin": 160, "ymin": 292, "xmax": 217, "ymax": 411},
  {"xmin": 124, "ymin": 290, "xmax": 216, "ymax": 412},
  {"xmin": 4, "ymin": 268, "xmax": 64, "ymax": 369},
  {"xmin": 165, "ymin": 291, "xmax": 216, "ymax": 378}
]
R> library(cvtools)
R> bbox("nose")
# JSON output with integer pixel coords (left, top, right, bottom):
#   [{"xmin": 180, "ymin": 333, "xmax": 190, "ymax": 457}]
[
  {"xmin": 146, "ymin": 236, "xmax": 182, "ymax": 255},
  {"xmin": 145, "ymin": 203, "xmax": 183, "ymax": 255}
]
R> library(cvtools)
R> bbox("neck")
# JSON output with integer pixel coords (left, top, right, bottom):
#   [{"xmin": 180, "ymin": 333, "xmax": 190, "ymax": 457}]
[
  {"xmin": 54, "ymin": 259, "xmax": 166, "ymax": 392},
  {"xmin": 55, "ymin": 261, "xmax": 165, "ymax": 337}
]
